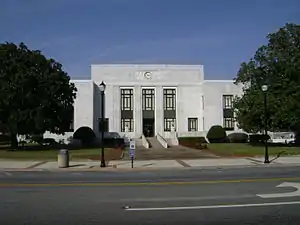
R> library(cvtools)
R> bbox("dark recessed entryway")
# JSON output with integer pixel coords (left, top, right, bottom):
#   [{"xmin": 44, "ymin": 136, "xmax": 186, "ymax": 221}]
[
  {"xmin": 142, "ymin": 88, "xmax": 155, "ymax": 137},
  {"xmin": 143, "ymin": 118, "xmax": 155, "ymax": 137}
]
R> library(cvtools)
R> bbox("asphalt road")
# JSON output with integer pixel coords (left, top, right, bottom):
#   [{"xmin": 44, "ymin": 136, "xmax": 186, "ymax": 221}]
[{"xmin": 1, "ymin": 166, "xmax": 300, "ymax": 225}]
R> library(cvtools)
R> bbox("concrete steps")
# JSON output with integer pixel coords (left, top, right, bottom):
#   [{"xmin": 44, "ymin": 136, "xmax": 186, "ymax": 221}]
[{"xmin": 147, "ymin": 137, "xmax": 163, "ymax": 149}]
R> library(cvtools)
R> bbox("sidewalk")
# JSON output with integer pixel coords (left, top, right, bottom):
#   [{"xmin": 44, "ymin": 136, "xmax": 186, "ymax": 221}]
[{"xmin": 0, "ymin": 156, "xmax": 299, "ymax": 171}]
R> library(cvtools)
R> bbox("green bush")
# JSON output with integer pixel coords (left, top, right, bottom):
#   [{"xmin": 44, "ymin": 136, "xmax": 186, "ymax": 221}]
[
  {"xmin": 0, "ymin": 134, "xmax": 10, "ymax": 144},
  {"xmin": 206, "ymin": 125, "xmax": 228, "ymax": 143},
  {"xmin": 178, "ymin": 136, "xmax": 208, "ymax": 149},
  {"xmin": 73, "ymin": 127, "xmax": 96, "ymax": 147},
  {"xmin": 28, "ymin": 134, "xmax": 44, "ymax": 144},
  {"xmin": 228, "ymin": 132, "xmax": 249, "ymax": 143},
  {"xmin": 294, "ymin": 131, "xmax": 300, "ymax": 146}
]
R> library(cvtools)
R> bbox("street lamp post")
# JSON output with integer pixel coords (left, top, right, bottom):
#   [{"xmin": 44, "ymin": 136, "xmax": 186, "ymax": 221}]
[
  {"xmin": 99, "ymin": 81, "xmax": 106, "ymax": 167},
  {"xmin": 261, "ymin": 84, "xmax": 270, "ymax": 164}
]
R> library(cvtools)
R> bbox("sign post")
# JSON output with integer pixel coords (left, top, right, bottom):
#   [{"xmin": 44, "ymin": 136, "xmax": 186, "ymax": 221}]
[{"xmin": 129, "ymin": 140, "xmax": 135, "ymax": 168}]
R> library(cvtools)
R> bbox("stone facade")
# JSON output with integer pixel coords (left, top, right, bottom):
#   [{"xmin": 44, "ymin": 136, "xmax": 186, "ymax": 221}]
[{"xmin": 44, "ymin": 64, "xmax": 243, "ymax": 142}]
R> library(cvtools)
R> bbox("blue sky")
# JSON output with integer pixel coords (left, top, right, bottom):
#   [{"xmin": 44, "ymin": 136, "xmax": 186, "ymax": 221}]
[{"xmin": 1, "ymin": 0, "xmax": 299, "ymax": 79}]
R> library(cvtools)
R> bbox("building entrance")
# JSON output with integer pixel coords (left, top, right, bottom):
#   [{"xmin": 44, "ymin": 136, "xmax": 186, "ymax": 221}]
[
  {"xmin": 142, "ymin": 89, "xmax": 155, "ymax": 137},
  {"xmin": 143, "ymin": 118, "xmax": 154, "ymax": 137}
]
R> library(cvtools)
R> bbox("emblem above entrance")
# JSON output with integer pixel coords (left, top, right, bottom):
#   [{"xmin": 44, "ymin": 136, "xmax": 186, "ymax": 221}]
[{"xmin": 144, "ymin": 72, "xmax": 152, "ymax": 79}]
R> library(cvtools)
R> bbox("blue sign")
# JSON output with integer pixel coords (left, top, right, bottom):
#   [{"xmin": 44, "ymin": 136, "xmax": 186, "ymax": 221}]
[{"xmin": 129, "ymin": 140, "xmax": 135, "ymax": 158}]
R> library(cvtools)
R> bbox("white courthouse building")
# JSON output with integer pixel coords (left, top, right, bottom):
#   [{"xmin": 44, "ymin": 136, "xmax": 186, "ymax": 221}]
[{"xmin": 45, "ymin": 64, "xmax": 243, "ymax": 145}]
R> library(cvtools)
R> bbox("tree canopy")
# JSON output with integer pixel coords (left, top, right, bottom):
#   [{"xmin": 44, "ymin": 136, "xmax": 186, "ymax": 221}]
[
  {"xmin": 0, "ymin": 42, "xmax": 77, "ymax": 148},
  {"xmin": 233, "ymin": 23, "xmax": 300, "ymax": 133}
]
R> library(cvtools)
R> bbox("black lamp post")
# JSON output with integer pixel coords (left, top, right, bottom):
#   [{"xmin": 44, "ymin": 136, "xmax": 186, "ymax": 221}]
[
  {"xmin": 99, "ymin": 81, "xmax": 106, "ymax": 167},
  {"xmin": 262, "ymin": 84, "xmax": 270, "ymax": 164}
]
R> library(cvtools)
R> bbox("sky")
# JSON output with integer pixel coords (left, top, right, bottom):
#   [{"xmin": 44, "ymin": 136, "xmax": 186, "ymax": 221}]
[{"xmin": 1, "ymin": 0, "xmax": 300, "ymax": 80}]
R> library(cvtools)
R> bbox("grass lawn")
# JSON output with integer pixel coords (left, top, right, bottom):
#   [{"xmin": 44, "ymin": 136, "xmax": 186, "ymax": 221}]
[
  {"xmin": 208, "ymin": 143, "xmax": 300, "ymax": 157},
  {"xmin": 0, "ymin": 148, "xmax": 123, "ymax": 160}
]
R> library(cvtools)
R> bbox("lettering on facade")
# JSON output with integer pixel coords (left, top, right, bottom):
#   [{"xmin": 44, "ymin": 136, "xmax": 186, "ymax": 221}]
[{"xmin": 135, "ymin": 71, "xmax": 162, "ymax": 81}]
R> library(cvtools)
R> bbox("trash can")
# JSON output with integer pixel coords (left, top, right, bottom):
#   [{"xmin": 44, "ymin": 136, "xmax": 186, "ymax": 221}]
[{"xmin": 57, "ymin": 149, "xmax": 69, "ymax": 168}]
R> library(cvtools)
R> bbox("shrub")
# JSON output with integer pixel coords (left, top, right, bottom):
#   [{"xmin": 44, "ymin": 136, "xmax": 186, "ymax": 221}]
[
  {"xmin": 0, "ymin": 134, "xmax": 10, "ymax": 144},
  {"xmin": 73, "ymin": 127, "xmax": 96, "ymax": 147},
  {"xmin": 40, "ymin": 138, "xmax": 58, "ymax": 146},
  {"xmin": 28, "ymin": 134, "xmax": 44, "ymax": 144},
  {"xmin": 228, "ymin": 132, "xmax": 249, "ymax": 143},
  {"xmin": 206, "ymin": 125, "xmax": 228, "ymax": 143},
  {"xmin": 178, "ymin": 137, "xmax": 208, "ymax": 149},
  {"xmin": 294, "ymin": 131, "xmax": 300, "ymax": 146},
  {"xmin": 249, "ymin": 134, "xmax": 270, "ymax": 145}
]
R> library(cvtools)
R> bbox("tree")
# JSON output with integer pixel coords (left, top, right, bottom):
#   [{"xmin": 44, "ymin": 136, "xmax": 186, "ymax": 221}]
[
  {"xmin": 233, "ymin": 23, "xmax": 300, "ymax": 133},
  {"xmin": 0, "ymin": 42, "xmax": 77, "ymax": 149}
]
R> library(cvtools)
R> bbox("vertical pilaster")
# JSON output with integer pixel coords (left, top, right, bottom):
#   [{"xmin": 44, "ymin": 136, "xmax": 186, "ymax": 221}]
[
  {"xmin": 134, "ymin": 86, "xmax": 142, "ymax": 137},
  {"xmin": 113, "ymin": 86, "xmax": 120, "ymax": 132},
  {"xmin": 200, "ymin": 94, "xmax": 205, "ymax": 131},
  {"xmin": 176, "ymin": 86, "xmax": 181, "ymax": 132},
  {"xmin": 155, "ymin": 86, "xmax": 163, "ymax": 135}
]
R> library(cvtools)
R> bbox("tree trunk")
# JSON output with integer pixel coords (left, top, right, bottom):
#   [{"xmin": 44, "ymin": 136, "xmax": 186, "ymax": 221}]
[{"xmin": 10, "ymin": 133, "xmax": 18, "ymax": 150}]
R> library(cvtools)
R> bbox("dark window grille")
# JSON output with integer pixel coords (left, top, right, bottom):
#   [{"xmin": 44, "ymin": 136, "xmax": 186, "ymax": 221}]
[
  {"xmin": 164, "ymin": 118, "xmax": 176, "ymax": 132},
  {"xmin": 121, "ymin": 118, "xmax": 134, "ymax": 132},
  {"xmin": 67, "ymin": 106, "xmax": 74, "ymax": 132},
  {"xmin": 223, "ymin": 95, "xmax": 233, "ymax": 109},
  {"xmin": 142, "ymin": 89, "xmax": 155, "ymax": 110},
  {"xmin": 163, "ymin": 89, "xmax": 176, "ymax": 110},
  {"xmin": 223, "ymin": 118, "xmax": 234, "ymax": 131},
  {"xmin": 163, "ymin": 88, "xmax": 176, "ymax": 131},
  {"xmin": 121, "ymin": 89, "xmax": 133, "ymax": 110},
  {"xmin": 188, "ymin": 118, "xmax": 198, "ymax": 132},
  {"xmin": 223, "ymin": 95, "xmax": 234, "ymax": 130},
  {"xmin": 121, "ymin": 88, "xmax": 134, "ymax": 132}
]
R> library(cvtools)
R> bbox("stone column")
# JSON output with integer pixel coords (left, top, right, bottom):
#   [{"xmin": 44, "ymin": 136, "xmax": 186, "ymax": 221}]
[
  {"xmin": 113, "ymin": 86, "xmax": 121, "ymax": 132},
  {"xmin": 155, "ymin": 86, "xmax": 163, "ymax": 135},
  {"xmin": 134, "ymin": 86, "xmax": 142, "ymax": 137}
]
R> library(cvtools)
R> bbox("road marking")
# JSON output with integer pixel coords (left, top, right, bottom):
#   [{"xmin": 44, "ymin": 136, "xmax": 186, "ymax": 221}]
[
  {"xmin": 257, "ymin": 182, "xmax": 300, "ymax": 198},
  {"xmin": 0, "ymin": 177, "xmax": 299, "ymax": 187},
  {"xmin": 118, "ymin": 194, "xmax": 255, "ymax": 202},
  {"xmin": 125, "ymin": 201, "xmax": 300, "ymax": 211}
]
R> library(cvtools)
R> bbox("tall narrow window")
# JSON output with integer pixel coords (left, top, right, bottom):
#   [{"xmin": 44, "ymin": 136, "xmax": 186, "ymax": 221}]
[
  {"xmin": 222, "ymin": 95, "xmax": 234, "ymax": 130},
  {"xmin": 120, "ymin": 89, "xmax": 134, "ymax": 132},
  {"xmin": 121, "ymin": 118, "xmax": 134, "ymax": 132},
  {"xmin": 67, "ymin": 105, "xmax": 74, "ymax": 132},
  {"xmin": 188, "ymin": 118, "xmax": 198, "ymax": 132},
  {"xmin": 142, "ymin": 89, "xmax": 155, "ymax": 110},
  {"xmin": 163, "ymin": 88, "xmax": 176, "ymax": 131}
]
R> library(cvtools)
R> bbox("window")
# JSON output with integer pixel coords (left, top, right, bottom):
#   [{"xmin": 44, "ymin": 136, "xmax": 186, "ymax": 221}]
[
  {"xmin": 163, "ymin": 89, "xmax": 176, "ymax": 110},
  {"xmin": 121, "ymin": 118, "xmax": 134, "ymax": 132},
  {"xmin": 223, "ymin": 118, "xmax": 234, "ymax": 131},
  {"xmin": 202, "ymin": 95, "xmax": 205, "ymax": 110},
  {"xmin": 188, "ymin": 118, "xmax": 198, "ymax": 132},
  {"xmin": 223, "ymin": 95, "xmax": 233, "ymax": 109},
  {"xmin": 163, "ymin": 88, "xmax": 176, "ymax": 131},
  {"xmin": 222, "ymin": 95, "xmax": 234, "ymax": 130},
  {"xmin": 98, "ymin": 118, "xmax": 109, "ymax": 132},
  {"xmin": 67, "ymin": 106, "xmax": 74, "ymax": 132},
  {"xmin": 120, "ymin": 88, "xmax": 134, "ymax": 132},
  {"xmin": 142, "ymin": 89, "xmax": 155, "ymax": 110},
  {"xmin": 121, "ymin": 89, "xmax": 133, "ymax": 110},
  {"xmin": 164, "ymin": 118, "xmax": 176, "ymax": 132}
]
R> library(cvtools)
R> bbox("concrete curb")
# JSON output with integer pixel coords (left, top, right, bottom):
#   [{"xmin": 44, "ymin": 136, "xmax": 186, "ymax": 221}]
[{"xmin": 1, "ymin": 163, "xmax": 300, "ymax": 172}]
